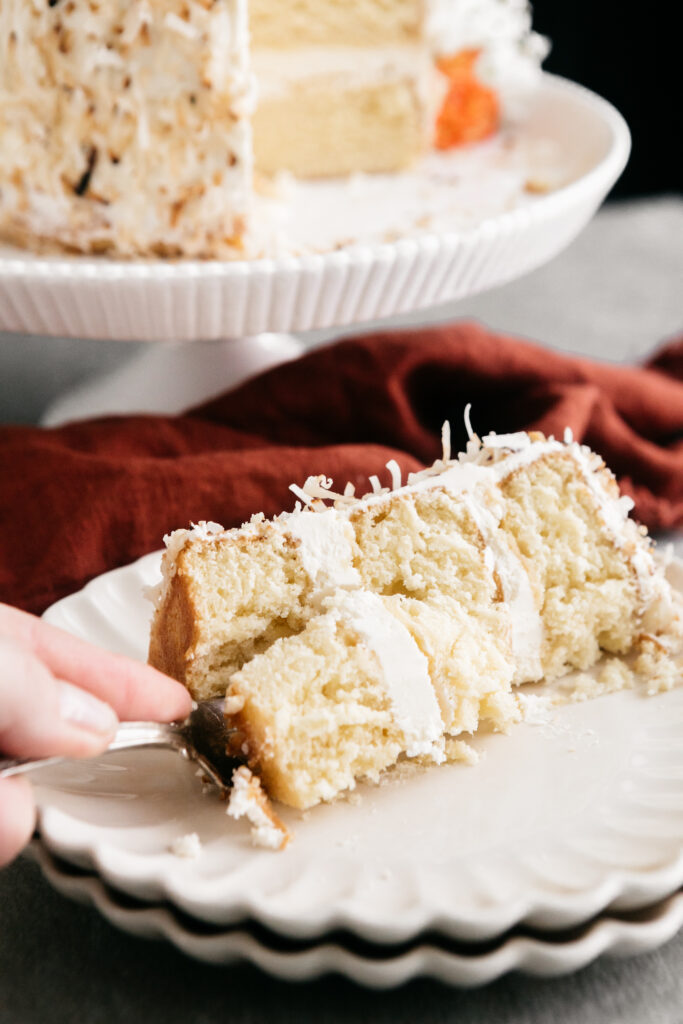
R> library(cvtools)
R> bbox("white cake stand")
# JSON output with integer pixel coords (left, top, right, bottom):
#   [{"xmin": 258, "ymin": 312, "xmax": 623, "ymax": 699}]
[{"xmin": 0, "ymin": 75, "xmax": 630, "ymax": 425}]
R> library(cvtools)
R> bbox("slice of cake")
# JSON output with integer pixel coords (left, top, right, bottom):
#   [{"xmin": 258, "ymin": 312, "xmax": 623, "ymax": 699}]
[
  {"xmin": 251, "ymin": 0, "xmax": 548, "ymax": 176},
  {"xmin": 250, "ymin": 0, "xmax": 429, "ymax": 178},
  {"xmin": 149, "ymin": 424, "xmax": 681, "ymax": 810}
]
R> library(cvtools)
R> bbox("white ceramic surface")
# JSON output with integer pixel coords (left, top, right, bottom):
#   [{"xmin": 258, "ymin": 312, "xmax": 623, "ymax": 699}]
[
  {"xmin": 0, "ymin": 76, "xmax": 629, "ymax": 344},
  {"xmin": 40, "ymin": 333, "xmax": 305, "ymax": 427},
  {"xmin": 26, "ymin": 841, "xmax": 683, "ymax": 987},
  {"xmin": 38, "ymin": 552, "xmax": 683, "ymax": 945}
]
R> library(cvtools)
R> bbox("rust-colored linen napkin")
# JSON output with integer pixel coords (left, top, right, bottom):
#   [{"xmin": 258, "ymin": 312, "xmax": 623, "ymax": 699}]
[{"xmin": 2, "ymin": 322, "xmax": 682, "ymax": 616}]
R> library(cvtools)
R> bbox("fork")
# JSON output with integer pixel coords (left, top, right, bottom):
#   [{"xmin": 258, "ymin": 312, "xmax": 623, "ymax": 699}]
[{"xmin": 0, "ymin": 699, "xmax": 238, "ymax": 795}]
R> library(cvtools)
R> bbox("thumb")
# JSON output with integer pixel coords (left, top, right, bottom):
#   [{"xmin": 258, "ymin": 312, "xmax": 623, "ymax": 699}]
[{"xmin": 0, "ymin": 637, "xmax": 118, "ymax": 761}]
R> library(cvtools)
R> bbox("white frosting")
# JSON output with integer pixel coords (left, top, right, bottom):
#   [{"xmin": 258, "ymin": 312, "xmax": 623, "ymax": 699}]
[
  {"xmin": 284, "ymin": 508, "xmax": 361, "ymax": 597},
  {"xmin": 252, "ymin": 44, "xmax": 428, "ymax": 100},
  {"xmin": 0, "ymin": 0, "xmax": 253, "ymax": 257},
  {"xmin": 461, "ymin": 495, "xmax": 544, "ymax": 682},
  {"xmin": 331, "ymin": 591, "xmax": 445, "ymax": 761}
]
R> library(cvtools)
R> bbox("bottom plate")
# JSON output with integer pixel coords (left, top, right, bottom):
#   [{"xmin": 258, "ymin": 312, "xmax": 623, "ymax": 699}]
[{"xmin": 27, "ymin": 839, "xmax": 683, "ymax": 988}]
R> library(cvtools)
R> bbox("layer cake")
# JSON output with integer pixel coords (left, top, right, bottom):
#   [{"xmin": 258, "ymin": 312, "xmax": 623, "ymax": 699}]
[{"xmin": 149, "ymin": 425, "xmax": 681, "ymax": 811}]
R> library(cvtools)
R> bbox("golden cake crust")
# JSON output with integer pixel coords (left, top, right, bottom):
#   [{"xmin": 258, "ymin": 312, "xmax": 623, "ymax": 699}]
[{"xmin": 148, "ymin": 560, "xmax": 198, "ymax": 689}]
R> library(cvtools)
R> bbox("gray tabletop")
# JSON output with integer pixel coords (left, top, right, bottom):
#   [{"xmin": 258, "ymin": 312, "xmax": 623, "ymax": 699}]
[{"xmin": 0, "ymin": 195, "xmax": 682, "ymax": 1022}]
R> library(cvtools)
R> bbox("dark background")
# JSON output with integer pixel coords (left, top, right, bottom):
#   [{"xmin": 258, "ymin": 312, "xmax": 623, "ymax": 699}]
[{"xmin": 531, "ymin": 1, "xmax": 680, "ymax": 197}]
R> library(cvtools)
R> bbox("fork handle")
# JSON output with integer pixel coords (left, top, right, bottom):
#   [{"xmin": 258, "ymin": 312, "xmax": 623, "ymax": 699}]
[
  {"xmin": 0, "ymin": 755, "xmax": 64, "ymax": 778},
  {"xmin": 0, "ymin": 721, "xmax": 182, "ymax": 779}
]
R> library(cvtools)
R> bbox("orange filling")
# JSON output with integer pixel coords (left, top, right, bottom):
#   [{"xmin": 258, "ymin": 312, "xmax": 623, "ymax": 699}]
[{"xmin": 434, "ymin": 49, "xmax": 500, "ymax": 149}]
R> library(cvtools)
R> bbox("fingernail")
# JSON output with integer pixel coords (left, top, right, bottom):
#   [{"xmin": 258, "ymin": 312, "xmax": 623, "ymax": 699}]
[{"xmin": 59, "ymin": 681, "xmax": 118, "ymax": 735}]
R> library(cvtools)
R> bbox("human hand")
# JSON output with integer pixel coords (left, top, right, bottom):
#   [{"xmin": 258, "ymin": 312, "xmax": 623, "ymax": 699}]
[{"xmin": 0, "ymin": 602, "xmax": 192, "ymax": 867}]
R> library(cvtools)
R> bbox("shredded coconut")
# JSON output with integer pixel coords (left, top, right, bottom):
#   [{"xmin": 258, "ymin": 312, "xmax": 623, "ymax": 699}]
[
  {"xmin": 516, "ymin": 692, "xmax": 555, "ymax": 726},
  {"xmin": 464, "ymin": 404, "xmax": 475, "ymax": 442},
  {"xmin": 441, "ymin": 421, "xmax": 452, "ymax": 463}
]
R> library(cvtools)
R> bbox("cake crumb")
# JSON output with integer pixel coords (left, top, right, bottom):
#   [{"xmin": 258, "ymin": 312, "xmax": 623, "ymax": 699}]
[
  {"xmin": 227, "ymin": 766, "xmax": 290, "ymax": 851},
  {"xmin": 564, "ymin": 658, "xmax": 635, "ymax": 702},
  {"xmin": 170, "ymin": 832, "xmax": 202, "ymax": 859},
  {"xmin": 224, "ymin": 693, "xmax": 246, "ymax": 715},
  {"xmin": 516, "ymin": 693, "xmax": 555, "ymax": 726},
  {"xmin": 635, "ymin": 636, "xmax": 682, "ymax": 695},
  {"xmin": 337, "ymin": 786, "xmax": 363, "ymax": 805},
  {"xmin": 524, "ymin": 177, "xmax": 553, "ymax": 194},
  {"xmin": 444, "ymin": 737, "xmax": 479, "ymax": 765}
]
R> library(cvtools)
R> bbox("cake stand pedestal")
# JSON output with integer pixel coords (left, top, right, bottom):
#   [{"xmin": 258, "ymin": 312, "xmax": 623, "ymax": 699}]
[
  {"xmin": 40, "ymin": 334, "xmax": 304, "ymax": 425},
  {"xmin": 0, "ymin": 75, "xmax": 630, "ymax": 426}
]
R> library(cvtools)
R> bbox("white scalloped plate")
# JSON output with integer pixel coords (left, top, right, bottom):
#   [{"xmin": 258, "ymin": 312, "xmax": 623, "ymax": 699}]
[
  {"xmin": 26, "ymin": 840, "xmax": 683, "ymax": 987},
  {"xmin": 0, "ymin": 75, "xmax": 629, "ymax": 342},
  {"xmin": 37, "ymin": 552, "xmax": 683, "ymax": 945}
]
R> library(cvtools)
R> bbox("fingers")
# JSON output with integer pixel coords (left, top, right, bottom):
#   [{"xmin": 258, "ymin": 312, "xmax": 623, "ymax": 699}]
[
  {"xmin": 0, "ymin": 777, "xmax": 36, "ymax": 868},
  {"xmin": 0, "ymin": 603, "xmax": 192, "ymax": 724},
  {"xmin": 0, "ymin": 637, "xmax": 118, "ymax": 760}
]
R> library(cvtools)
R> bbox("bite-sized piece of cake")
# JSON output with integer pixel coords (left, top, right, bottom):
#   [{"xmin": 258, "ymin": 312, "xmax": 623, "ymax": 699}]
[
  {"xmin": 0, "ymin": 0, "xmax": 252, "ymax": 257},
  {"xmin": 149, "ymin": 424, "xmax": 681, "ymax": 811},
  {"xmin": 227, "ymin": 765, "xmax": 290, "ymax": 849},
  {"xmin": 148, "ymin": 513, "xmax": 360, "ymax": 701},
  {"xmin": 227, "ymin": 591, "xmax": 446, "ymax": 809}
]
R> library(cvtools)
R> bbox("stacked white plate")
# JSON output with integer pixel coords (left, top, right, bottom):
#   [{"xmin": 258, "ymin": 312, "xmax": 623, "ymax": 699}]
[
  {"xmin": 25, "ymin": 841, "xmax": 683, "ymax": 987},
  {"xmin": 33, "ymin": 552, "xmax": 683, "ymax": 985}
]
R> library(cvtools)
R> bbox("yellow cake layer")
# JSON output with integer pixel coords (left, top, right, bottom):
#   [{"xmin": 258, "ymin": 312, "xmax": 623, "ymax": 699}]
[
  {"xmin": 148, "ymin": 521, "xmax": 316, "ymax": 701},
  {"xmin": 253, "ymin": 79, "xmax": 425, "ymax": 177}
]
